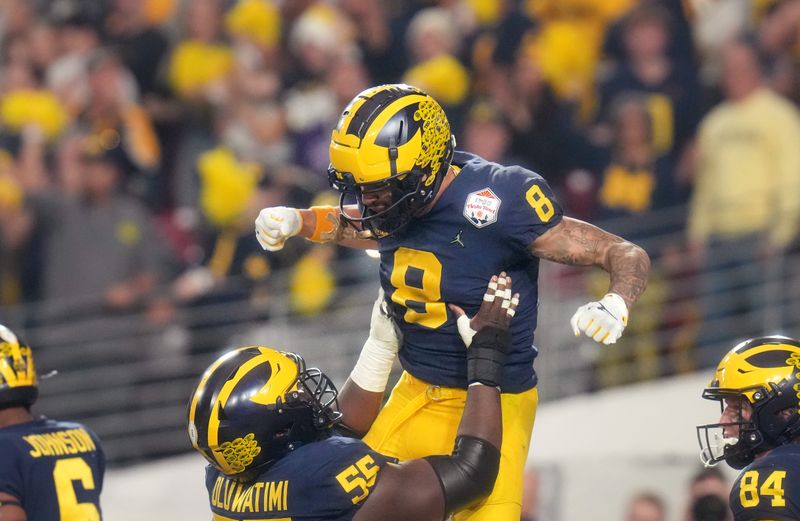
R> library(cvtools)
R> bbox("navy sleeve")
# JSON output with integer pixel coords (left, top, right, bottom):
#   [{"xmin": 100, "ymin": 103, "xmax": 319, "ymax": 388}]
[
  {"xmin": 0, "ymin": 438, "xmax": 23, "ymax": 501},
  {"xmin": 496, "ymin": 166, "xmax": 563, "ymax": 250}
]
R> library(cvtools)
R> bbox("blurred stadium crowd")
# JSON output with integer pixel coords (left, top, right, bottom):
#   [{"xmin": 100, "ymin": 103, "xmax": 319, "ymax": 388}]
[{"xmin": 1, "ymin": 0, "xmax": 800, "ymax": 391}]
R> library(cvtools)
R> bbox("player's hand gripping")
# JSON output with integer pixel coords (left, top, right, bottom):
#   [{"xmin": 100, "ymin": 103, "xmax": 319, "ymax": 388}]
[
  {"xmin": 255, "ymin": 206, "xmax": 302, "ymax": 251},
  {"xmin": 570, "ymin": 293, "xmax": 628, "ymax": 345},
  {"xmin": 449, "ymin": 272, "xmax": 519, "ymax": 347}
]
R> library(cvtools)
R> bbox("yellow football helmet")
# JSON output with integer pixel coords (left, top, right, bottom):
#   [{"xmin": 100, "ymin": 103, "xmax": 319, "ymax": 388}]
[
  {"xmin": 187, "ymin": 346, "xmax": 341, "ymax": 478},
  {"xmin": 328, "ymin": 83, "xmax": 455, "ymax": 238},
  {"xmin": 0, "ymin": 324, "xmax": 38, "ymax": 409},
  {"xmin": 697, "ymin": 336, "xmax": 800, "ymax": 469}
]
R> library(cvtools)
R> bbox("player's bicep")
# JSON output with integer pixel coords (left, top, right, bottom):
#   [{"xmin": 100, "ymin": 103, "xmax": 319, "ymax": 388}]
[
  {"xmin": 0, "ymin": 492, "xmax": 25, "ymax": 521},
  {"xmin": 528, "ymin": 216, "xmax": 624, "ymax": 267},
  {"xmin": 353, "ymin": 460, "xmax": 444, "ymax": 521}
]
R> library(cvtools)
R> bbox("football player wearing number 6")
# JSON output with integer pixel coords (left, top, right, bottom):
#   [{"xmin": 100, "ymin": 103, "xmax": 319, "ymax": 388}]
[
  {"xmin": 697, "ymin": 336, "xmax": 800, "ymax": 520},
  {"xmin": 255, "ymin": 84, "xmax": 650, "ymax": 520},
  {"xmin": 0, "ymin": 324, "xmax": 105, "ymax": 521}
]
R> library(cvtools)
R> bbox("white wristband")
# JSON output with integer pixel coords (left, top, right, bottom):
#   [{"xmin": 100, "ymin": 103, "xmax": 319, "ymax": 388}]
[{"xmin": 350, "ymin": 337, "xmax": 397, "ymax": 393}]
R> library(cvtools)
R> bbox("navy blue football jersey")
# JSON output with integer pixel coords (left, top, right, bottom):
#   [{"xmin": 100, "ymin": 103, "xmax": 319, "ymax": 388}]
[
  {"xmin": 0, "ymin": 418, "xmax": 105, "ymax": 520},
  {"xmin": 730, "ymin": 444, "xmax": 800, "ymax": 521},
  {"xmin": 205, "ymin": 436, "xmax": 395, "ymax": 520},
  {"xmin": 378, "ymin": 151, "xmax": 563, "ymax": 393}
]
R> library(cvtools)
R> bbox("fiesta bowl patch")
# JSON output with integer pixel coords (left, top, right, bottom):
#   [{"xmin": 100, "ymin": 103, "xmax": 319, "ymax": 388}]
[{"xmin": 463, "ymin": 188, "xmax": 501, "ymax": 228}]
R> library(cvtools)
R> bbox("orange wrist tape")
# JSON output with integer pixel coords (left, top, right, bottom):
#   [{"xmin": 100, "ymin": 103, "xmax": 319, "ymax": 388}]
[{"xmin": 308, "ymin": 206, "xmax": 339, "ymax": 242}]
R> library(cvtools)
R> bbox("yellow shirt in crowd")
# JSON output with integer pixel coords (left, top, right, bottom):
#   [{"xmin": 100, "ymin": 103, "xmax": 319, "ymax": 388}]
[
  {"xmin": 168, "ymin": 40, "xmax": 234, "ymax": 99},
  {"xmin": 689, "ymin": 88, "xmax": 800, "ymax": 248}
]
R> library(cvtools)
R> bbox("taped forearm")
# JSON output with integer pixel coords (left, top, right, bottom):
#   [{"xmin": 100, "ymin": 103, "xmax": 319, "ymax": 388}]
[
  {"xmin": 300, "ymin": 206, "xmax": 340, "ymax": 242},
  {"xmin": 467, "ymin": 327, "xmax": 511, "ymax": 388},
  {"xmin": 300, "ymin": 206, "xmax": 375, "ymax": 245}
]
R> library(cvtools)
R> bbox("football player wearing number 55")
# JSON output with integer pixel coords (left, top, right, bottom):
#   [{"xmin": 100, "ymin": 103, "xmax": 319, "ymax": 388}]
[
  {"xmin": 0, "ymin": 324, "xmax": 105, "ymax": 521},
  {"xmin": 255, "ymin": 84, "xmax": 650, "ymax": 521},
  {"xmin": 188, "ymin": 276, "xmax": 518, "ymax": 521}
]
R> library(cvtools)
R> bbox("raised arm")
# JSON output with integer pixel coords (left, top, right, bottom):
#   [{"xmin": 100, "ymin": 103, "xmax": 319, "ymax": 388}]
[
  {"xmin": 255, "ymin": 205, "xmax": 378, "ymax": 252},
  {"xmin": 353, "ymin": 275, "xmax": 517, "ymax": 521},
  {"xmin": 529, "ymin": 216, "xmax": 650, "ymax": 344},
  {"xmin": 337, "ymin": 289, "xmax": 400, "ymax": 436}
]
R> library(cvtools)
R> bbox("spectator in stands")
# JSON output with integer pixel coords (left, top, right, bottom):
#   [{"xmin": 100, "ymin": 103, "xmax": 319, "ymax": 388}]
[
  {"xmin": 462, "ymin": 99, "xmax": 513, "ymax": 165},
  {"xmin": 687, "ymin": 35, "xmax": 800, "ymax": 364},
  {"xmin": 627, "ymin": 492, "xmax": 667, "ymax": 521},
  {"xmin": 689, "ymin": 494, "xmax": 728, "ymax": 521},
  {"xmin": 495, "ymin": 46, "xmax": 581, "ymax": 183},
  {"xmin": 14, "ymin": 143, "xmax": 168, "ymax": 320},
  {"xmin": 688, "ymin": 467, "xmax": 729, "ymax": 503},
  {"xmin": 223, "ymin": 0, "xmax": 282, "ymax": 102},
  {"xmin": 588, "ymin": 93, "xmax": 687, "ymax": 387},
  {"xmin": 682, "ymin": 467, "xmax": 730, "ymax": 521},
  {"xmin": 339, "ymin": 0, "xmax": 398, "ymax": 85},
  {"xmin": 104, "ymin": 0, "xmax": 169, "ymax": 97},
  {"xmin": 47, "ymin": 13, "xmax": 101, "ymax": 117},
  {"xmin": 81, "ymin": 52, "xmax": 161, "ymax": 181},
  {"xmin": 402, "ymin": 7, "xmax": 470, "ymax": 108},
  {"xmin": 283, "ymin": 4, "xmax": 361, "ymax": 175},
  {"xmin": 526, "ymin": 0, "xmax": 633, "ymax": 123},
  {"xmin": 167, "ymin": 0, "xmax": 232, "ymax": 104},
  {"xmin": 595, "ymin": 94, "xmax": 684, "ymax": 243},
  {"xmin": 596, "ymin": 2, "xmax": 700, "ymax": 160},
  {"xmin": 26, "ymin": 22, "xmax": 59, "ymax": 75},
  {"xmin": 602, "ymin": 0, "xmax": 696, "ymax": 69}
]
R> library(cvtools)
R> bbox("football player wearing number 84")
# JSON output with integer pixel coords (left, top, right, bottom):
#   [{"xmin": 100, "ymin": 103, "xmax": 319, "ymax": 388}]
[
  {"xmin": 0, "ymin": 324, "xmax": 105, "ymax": 521},
  {"xmin": 255, "ymin": 84, "xmax": 650, "ymax": 521},
  {"xmin": 697, "ymin": 336, "xmax": 800, "ymax": 520}
]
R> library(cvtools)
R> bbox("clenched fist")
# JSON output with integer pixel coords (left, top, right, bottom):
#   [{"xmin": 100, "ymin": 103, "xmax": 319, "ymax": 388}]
[
  {"xmin": 255, "ymin": 206, "xmax": 302, "ymax": 251},
  {"xmin": 570, "ymin": 293, "xmax": 628, "ymax": 345}
]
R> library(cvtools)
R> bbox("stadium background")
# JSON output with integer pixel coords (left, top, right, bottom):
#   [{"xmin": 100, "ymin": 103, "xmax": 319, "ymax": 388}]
[{"xmin": 1, "ymin": 0, "xmax": 799, "ymax": 519}]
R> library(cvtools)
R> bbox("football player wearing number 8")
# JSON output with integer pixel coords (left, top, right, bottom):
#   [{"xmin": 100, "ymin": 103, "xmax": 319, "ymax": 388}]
[
  {"xmin": 188, "ymin": 276, "xmax": 518, "ymax": 521},
  {"xmin": 255, "ymin": 84, "xmax": 650, "ymax": 520},
  {"xmin": 697, "ymin": 336, "xmax": 800, "ymax": 520},
  {"xmin": 0, "ymin": 325, "xmax": 105, "ymax": 521}
]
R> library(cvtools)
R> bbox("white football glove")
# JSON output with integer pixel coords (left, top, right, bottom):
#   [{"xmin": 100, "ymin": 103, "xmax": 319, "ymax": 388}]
[
  {"xmin": 349, "ymin": 289, "xmax": 401, "ymax": 392},
  {"xmin": 570, "ymin": 293, "xmax": 628, "ymax": 345},
  {"xmin": 255, "ymin": 206, "xmax": 302, "ymax": 252}
]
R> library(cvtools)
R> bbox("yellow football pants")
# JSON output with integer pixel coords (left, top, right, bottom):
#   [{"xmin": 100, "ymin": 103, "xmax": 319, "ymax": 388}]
[{"xmin": 363, "ymin": 371, "xmax": 539, "ymax": 521}]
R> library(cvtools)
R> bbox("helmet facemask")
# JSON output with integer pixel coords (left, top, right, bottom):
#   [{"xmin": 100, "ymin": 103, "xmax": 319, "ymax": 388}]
[
  {"xmin": 697, "ymin": 385, "xmax": 800, "ymax": 469},
  {"xmin": 285, "ymin": 351, "xmax": 342, "ymax": 431},
  {"xmin": 697, "ymin": 392, "xmax": 758, "ymax": 469},
  {"xmin": 328, "ymin": 164, "xmax": 441, "ymax": 239}
]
